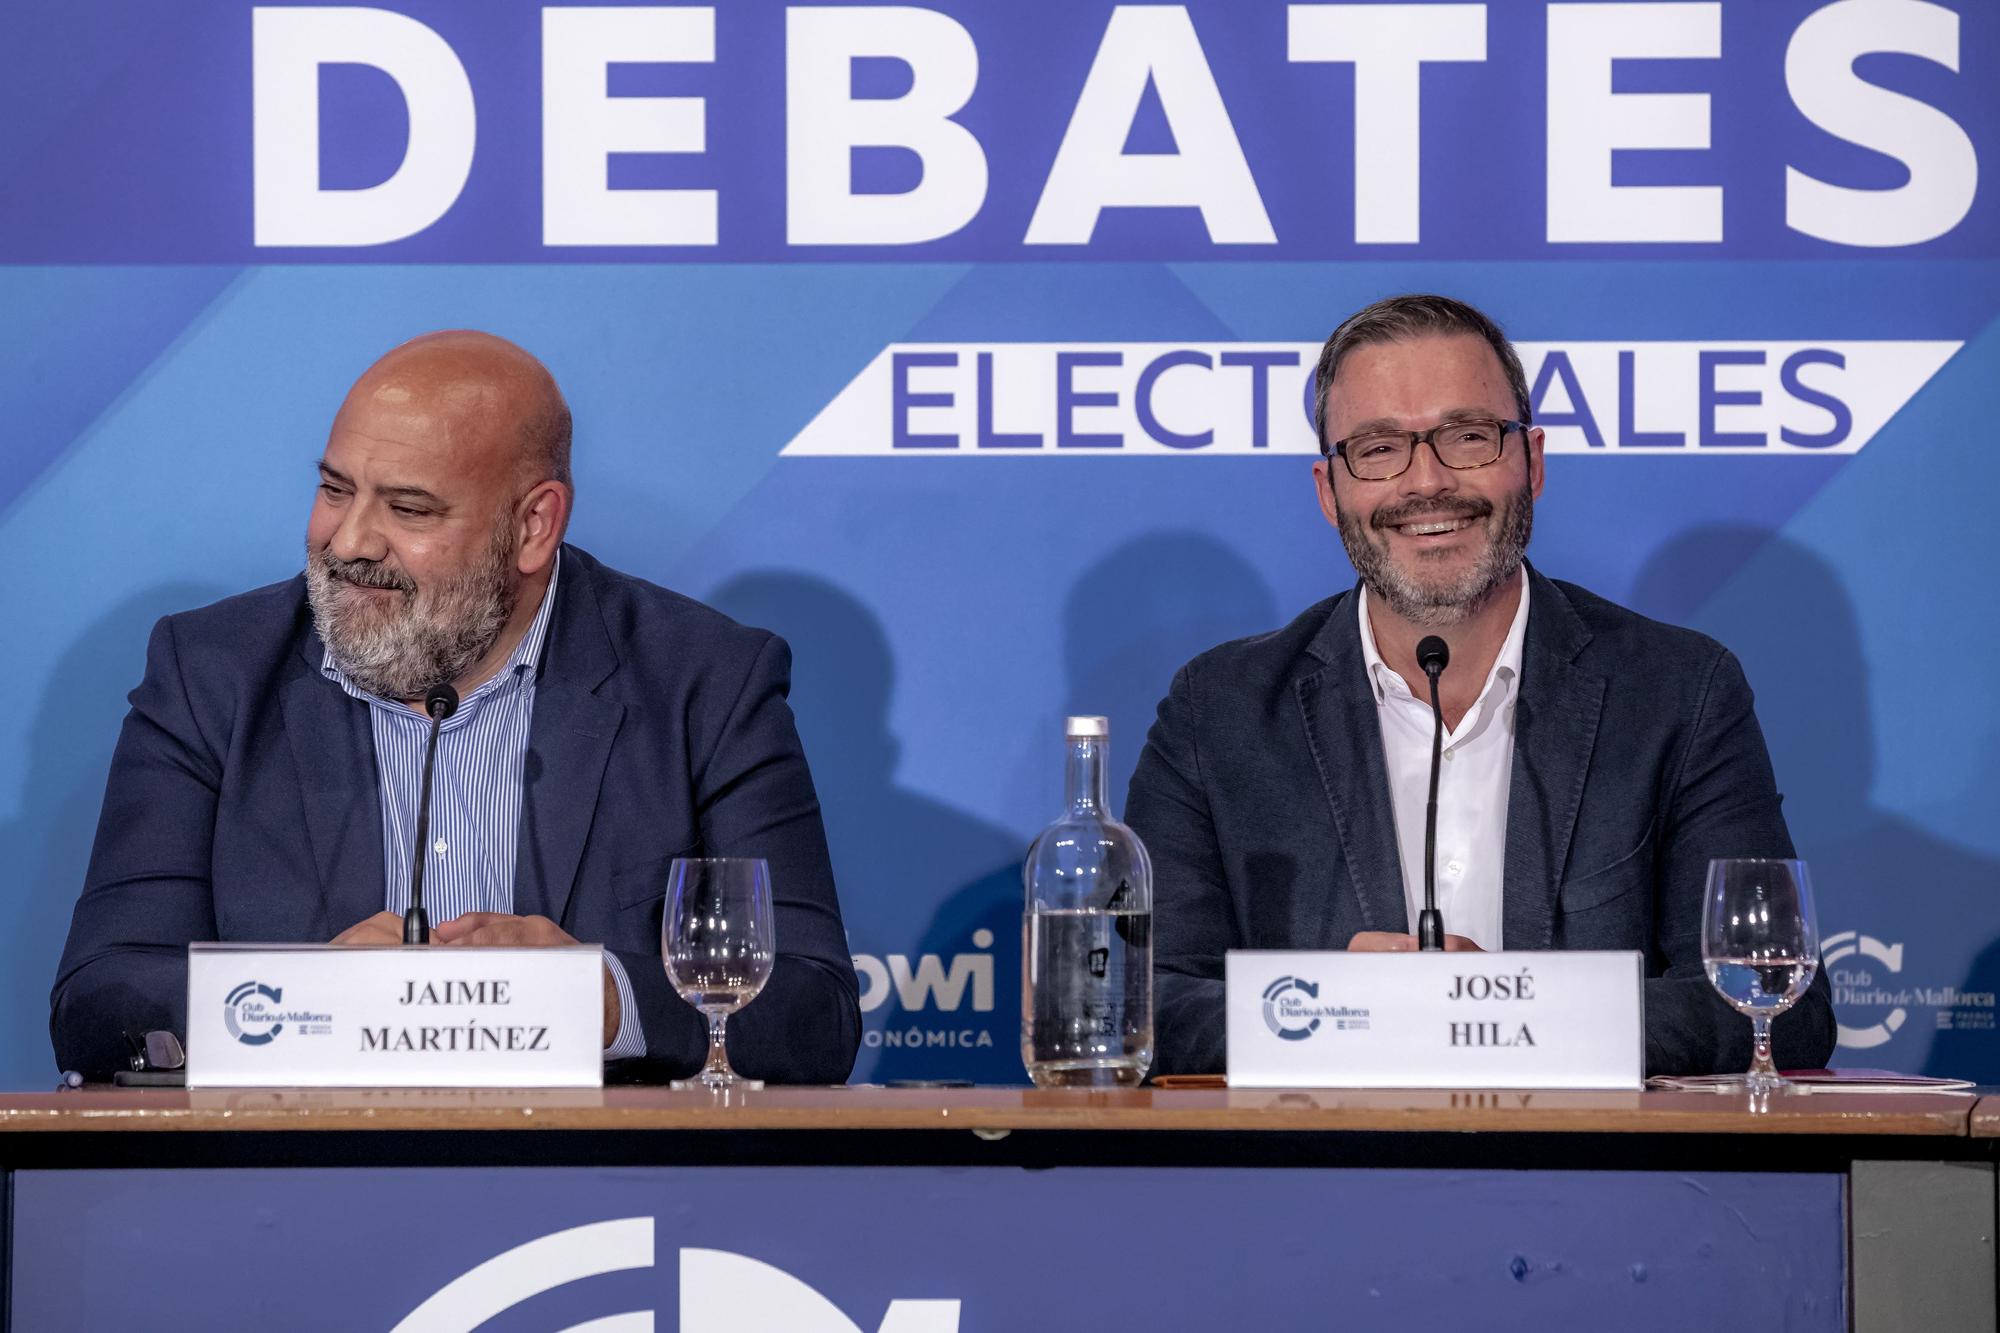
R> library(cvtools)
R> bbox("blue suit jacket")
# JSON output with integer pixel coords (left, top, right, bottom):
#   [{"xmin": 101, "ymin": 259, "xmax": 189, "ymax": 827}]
[
  {"xmin": 52, "ymin": 545, "xmax": 861, "ymax": 1081},
  {"xmin": 1125, "ymin": 567, "xmax": 1836, "ymax": 1078}
]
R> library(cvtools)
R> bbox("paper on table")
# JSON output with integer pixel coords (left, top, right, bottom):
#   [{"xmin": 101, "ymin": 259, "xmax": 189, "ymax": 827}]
[{"xmin": 1648, "ymin": 1068, "xmax": 1976, "ymax": 1094}]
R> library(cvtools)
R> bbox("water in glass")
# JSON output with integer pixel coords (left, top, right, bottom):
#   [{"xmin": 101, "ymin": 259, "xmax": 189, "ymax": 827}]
[
  {"xmin": 663, "ymin": 857, "xmax": 775, "ymax": 1091},
  {"xmin": 1701, "ymin": 858, "xmax": 1820, "ymax": 1094}
]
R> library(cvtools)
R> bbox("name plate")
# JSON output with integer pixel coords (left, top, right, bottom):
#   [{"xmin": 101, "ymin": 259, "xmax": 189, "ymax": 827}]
[
  {"xmin": 187, "ymin": 944, "xmax": 605, "ymax": 1088},
  {"xmin": 1226, "ymin": 950, "xmax": 1643, "ymax": 1090}
]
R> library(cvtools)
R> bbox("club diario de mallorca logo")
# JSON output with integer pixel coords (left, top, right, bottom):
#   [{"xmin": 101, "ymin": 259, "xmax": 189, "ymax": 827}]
[
  {"xmin": 1826, "ymin": 930, "xmax": 1997, "ymax": 1049},
  {"xmin": 1261, "ymin": 976, "xmax": 1370, "ymax": 1042},
  {"xmin": 224, "ymin": 981, "xmax": 286, "ymax": 1045}
]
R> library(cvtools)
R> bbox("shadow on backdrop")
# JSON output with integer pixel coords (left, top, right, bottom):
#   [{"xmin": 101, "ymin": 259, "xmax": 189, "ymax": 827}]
[
  {"xmin": 1634, "ymin": 528, "xmax": 2000, "ymax": 1081},
  {"xmin": 707, "ymin": 571, "xmax": 1023, "ymax": 1082},
  {"xmin": 1062, "ymin": 532, "xmax": 1282, "ymax": 812},
  {"xmin": 1, "ymin": 583, "xmax": 226, "ymax": 1085}
]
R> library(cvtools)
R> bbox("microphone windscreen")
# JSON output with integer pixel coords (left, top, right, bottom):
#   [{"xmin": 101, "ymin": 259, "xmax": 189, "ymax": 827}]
[
  {"xmin": 1416, "ymin": 635, "xmax": 1450, "ymax": 676},
  {"xmin": 425, "ymin": 682, "xmax": 460, "ymax": 721}
]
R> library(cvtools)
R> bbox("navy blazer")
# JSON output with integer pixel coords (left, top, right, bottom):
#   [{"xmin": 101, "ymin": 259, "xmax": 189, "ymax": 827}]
[
  {"xmin": 1126, "ymin": 567, "xmax": 1836, "ymax": 1078},
  {"xmin": 52, "ymin": 545, "xmax": 861, "ymax": 1082}
]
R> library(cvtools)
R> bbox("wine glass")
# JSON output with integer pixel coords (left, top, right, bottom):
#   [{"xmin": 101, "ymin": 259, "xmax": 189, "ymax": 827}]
[
  {"xmin": 663, "ymin": 857, "xmax": 775, "ymax": 1092},
  {"xmin": 1701, "ymin": 858, "xmax": 1820, "ymax": 1095}
]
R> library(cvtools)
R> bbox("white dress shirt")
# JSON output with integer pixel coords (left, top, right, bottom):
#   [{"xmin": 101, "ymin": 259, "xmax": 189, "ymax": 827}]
[{"xmin": 1357, "ymin": 580, "xmax": 1530, "ymax": 951}]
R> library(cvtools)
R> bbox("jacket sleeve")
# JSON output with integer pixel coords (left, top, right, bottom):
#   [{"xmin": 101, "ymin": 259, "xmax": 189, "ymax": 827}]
[
  {"xmin": 50, "ymin": 615, "xmax": 221, "ymax": 1079},
  {"xmin": 1644, "ymin": 647, "xmax": 1837, "ymax": 1076},
  {"xmin": 1125, "ymin": 661, "xmax": 1235, "ymax": 1076},
  {"xmin": 616, "ymin": 632, "xmax": 861, "ymax": 1083}
]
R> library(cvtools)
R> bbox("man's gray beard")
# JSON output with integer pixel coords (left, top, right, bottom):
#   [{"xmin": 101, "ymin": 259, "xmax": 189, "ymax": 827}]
[
  {"xmin": 304, "ymin": 524, "xmax": 518, "ymax": 701},
  {"xmin": 1337, "ymin": 481, "xmax": 1534, "ymax": 629}
]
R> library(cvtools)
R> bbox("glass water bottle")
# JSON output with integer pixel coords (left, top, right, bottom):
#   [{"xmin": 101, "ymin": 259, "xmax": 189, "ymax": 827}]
[{"xmin": 1022, "ymin": 716, "xmax": 1154, "ymax": 1087}]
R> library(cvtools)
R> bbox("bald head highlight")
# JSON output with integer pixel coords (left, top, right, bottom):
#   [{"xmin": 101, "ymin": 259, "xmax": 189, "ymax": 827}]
[{"xmin": 349, "ymin": 330, "xmax": 572, "ymax": 490}]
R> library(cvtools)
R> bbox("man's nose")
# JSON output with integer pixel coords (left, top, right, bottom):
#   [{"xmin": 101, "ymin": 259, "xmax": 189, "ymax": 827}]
[
  {"xmin": 327, "ymin": 500, "xmax": 389, "ymax": 564},
  {"xmin": 1399, "ymin": 436, "xmax": 1458, "ymax": 498}
]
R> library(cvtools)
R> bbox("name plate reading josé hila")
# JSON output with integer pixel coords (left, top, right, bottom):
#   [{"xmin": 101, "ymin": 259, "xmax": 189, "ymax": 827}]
[
  {"xmin": 186, "ymin": 943, "xmax": 604, "ymax": 1088},
  {"xmin": 1225, "ymin": 950, "xmax": 1643, "ymax": 1090}
]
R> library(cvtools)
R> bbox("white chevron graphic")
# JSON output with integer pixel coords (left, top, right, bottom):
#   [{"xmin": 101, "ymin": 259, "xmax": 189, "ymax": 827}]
[
  {"xmin": 390, "ymin": 1225, "xmax": 960, "ymax": 1333},
  {"xmin": 390, "ymin": 1216, "xmax": 655, "ymax": 1333},
  {"xmin": 781, "ymin": 339, "xmax": 1961, "ymax": 457},
  {"xmin": 679, "ymin": 1248, "xmax": 960, "ymax": 1333}
]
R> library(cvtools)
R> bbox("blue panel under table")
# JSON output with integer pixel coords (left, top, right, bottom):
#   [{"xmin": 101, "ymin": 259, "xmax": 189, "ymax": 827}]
[{"xmin": 10, "ymin": 1167, "xmax": 1843, "ymax": 1330}]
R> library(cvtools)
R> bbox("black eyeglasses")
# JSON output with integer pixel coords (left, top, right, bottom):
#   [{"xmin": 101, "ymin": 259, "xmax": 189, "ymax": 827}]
[
  {"xmin": 1325, "ymin": 417, "xmax": 1525, "ymax": 482},
  {"xmin": 123, "ymin": 1029, "xmax": 185, "ymax": 1072}
]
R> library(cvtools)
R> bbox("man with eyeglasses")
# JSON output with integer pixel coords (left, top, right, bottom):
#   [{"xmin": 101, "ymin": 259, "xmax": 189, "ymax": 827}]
[{"xmin": 1126, "ymin": 293, "xmax": 1834, "ymax": 1078}]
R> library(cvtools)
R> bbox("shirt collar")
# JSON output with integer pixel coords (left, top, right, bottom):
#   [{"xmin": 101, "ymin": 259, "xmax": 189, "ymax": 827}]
[
  {"xmin": 321, "ymin": 549, "xmax": 563, "ymax": 718},
  {"xmin": 1356, "ymin": 572, "xmax": 1530, "ymax": 708}
]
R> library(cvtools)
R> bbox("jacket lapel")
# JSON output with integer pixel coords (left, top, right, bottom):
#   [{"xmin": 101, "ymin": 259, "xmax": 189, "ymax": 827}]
[
  {"xmin": 281, "ymin": 628, "xmax": 385, "ymax": 938},
  {"xmin": 514, "ymin": 550, "xmax": 624, "ymax": 926},
  {"xmin": 1296, "ymin": 588, "xmax": 1408, "ymax": 937},
  {"xmin": 1502, "ymin": 568, "xmax": 1605, "ymax": 949}
]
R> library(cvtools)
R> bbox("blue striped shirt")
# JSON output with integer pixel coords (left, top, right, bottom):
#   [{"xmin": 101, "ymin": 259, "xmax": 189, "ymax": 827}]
[{"xmin": 320, "ymin": 553, "xmax": 645, "ymax": 1057}]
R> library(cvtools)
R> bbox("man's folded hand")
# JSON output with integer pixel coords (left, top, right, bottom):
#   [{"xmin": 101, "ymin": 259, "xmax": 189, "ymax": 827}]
[
  {"xmin": 330, "ymin": 911, "xmax": 404, "ymax": 946},
  {"xmin": 1347, "ymin": 931, "xmax": 1484, "ymax": 953},
  {"xmin": 432, "ymin": 913, "xmax": 618, "ymax": 1046}
]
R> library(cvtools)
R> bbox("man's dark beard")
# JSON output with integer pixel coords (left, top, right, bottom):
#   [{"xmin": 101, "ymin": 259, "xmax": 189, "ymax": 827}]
[
  {"xmin": 304, "ymin": 522, "xmax": 518, "ymax": 701},
  {"xmin": 1336, "ymin": 480, "xmax": 1534, "ymax": 628}
]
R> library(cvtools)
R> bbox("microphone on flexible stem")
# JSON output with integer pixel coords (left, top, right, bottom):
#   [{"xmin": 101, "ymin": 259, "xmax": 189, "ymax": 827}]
[
  {"xmin": 1415, "ymin": 635, "xmax": 1451, "ymax": 953},
  {"xmin": 403, "ymin": 682, "xmax": 460, "ymax": 946}
]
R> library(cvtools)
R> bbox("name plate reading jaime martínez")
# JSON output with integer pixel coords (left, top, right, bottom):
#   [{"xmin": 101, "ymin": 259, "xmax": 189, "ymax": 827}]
[
  {"xmin": 1225, "ymin": 950, "xmax": 1643, "ymax": 1090},
  {"xmin": 187, "ymin": 944, "xmax": 604, "ymax": 1088}
]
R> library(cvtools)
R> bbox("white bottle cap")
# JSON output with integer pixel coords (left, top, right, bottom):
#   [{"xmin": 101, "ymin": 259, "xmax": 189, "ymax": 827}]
[{"xmin": 1066, "ymin": 715, "xmax": 1110, "ymax": 739}]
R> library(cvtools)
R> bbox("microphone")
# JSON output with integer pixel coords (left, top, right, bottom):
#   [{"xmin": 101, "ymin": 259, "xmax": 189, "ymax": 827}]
[
  {"xmin": 1415, "ymin": 636, "xmax": 1450, "ymax": 953},
  {"xmin": 403, "ymin": 682, "xmax": 460, "ymax": 945}
]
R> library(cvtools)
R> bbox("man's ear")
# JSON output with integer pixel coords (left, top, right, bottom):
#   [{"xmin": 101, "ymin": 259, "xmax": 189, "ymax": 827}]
[
  {"xmin": 516, "ymin": 481, "xmax": 571, "ymax": 573},
  {"xmin": 1312, "ymin": 459, "xmax": 1343, "ymax": 530}
]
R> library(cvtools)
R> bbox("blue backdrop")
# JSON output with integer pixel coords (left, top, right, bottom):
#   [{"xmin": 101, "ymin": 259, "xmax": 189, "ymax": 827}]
[{"xmin": 2, "ymin": 0, "xmax": 1995, "ymax": 1085}]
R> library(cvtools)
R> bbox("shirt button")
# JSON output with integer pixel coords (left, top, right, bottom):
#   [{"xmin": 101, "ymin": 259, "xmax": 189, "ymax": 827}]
[
  {"xmin": 1443, "ymin": 749, "xmax": 1456, "ymax": 761},
  {"xmin": 433, "ymin": 839, "xmax": 448, "ymax": 856},
  {"xmin": 1446, "ymin": 859, "xmax": 1464, "ymax": 876}
]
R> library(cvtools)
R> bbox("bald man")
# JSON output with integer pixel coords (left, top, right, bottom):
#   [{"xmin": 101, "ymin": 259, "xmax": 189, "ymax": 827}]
[{"xmin": 51, "ymin": 333, "xmax": 861, "ymax": 1082}]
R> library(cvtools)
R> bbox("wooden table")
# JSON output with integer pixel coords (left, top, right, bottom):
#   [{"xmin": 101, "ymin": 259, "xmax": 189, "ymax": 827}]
[
  {"xmin": 0, "ymin": 1084, "xmax": 1979, "ymax": 1136},
  {"xmin": 0, "ymin": 1087, "xmax": 1990, "ymax": 1331}
]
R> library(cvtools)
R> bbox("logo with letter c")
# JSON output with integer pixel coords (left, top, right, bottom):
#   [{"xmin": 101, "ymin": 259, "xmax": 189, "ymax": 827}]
[
  {"xmin": 224, "ymin": 980, "xmax": 286, "ymax": 1046},
  {"xmin": 1262, "ymin": 976, "xmax": 1322, "ymax": 1042},
  {"xmin": 1823, "ymin": 932, "xmax": 1907, "ymax": 1050}
]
